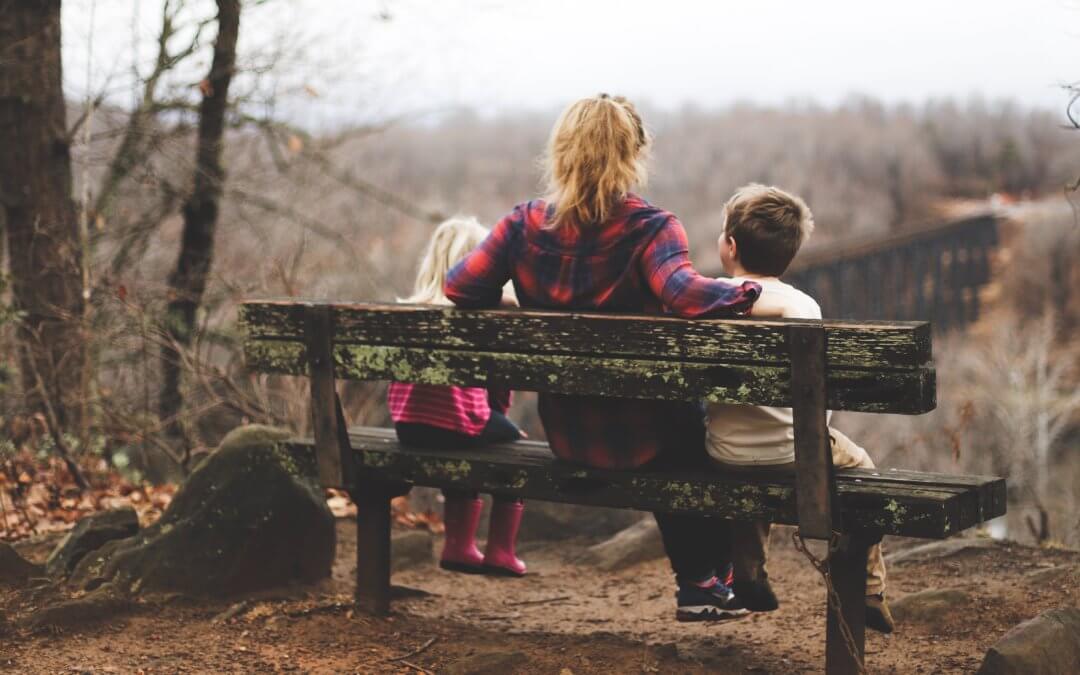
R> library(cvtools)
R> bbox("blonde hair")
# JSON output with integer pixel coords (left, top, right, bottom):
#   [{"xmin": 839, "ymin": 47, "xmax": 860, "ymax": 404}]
[
  {"xmin": 402, "ymin": 216, "xmax": 491, "ymax": 305},
  {"xmin": 543, "ymin": 94, "xmax": 650, "ymax": 230},
  {"xmin": 722, "ymin": 184, "xmax": 815, "ymax": 276}
]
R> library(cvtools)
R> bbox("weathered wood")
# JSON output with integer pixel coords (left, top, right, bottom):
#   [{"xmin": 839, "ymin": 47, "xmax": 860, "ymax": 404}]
[
  {"xmin": 304, "ymin": 307, "xmax": 350, "ymax": 488},
  {"xmin": 240, "ymin": 301, "xmax": 932, "ymax": 370},
  {"xmin": 790, "ymin": 324, "xmax": 838, "ymax": 540},
  {"xmin": 353, "ymin": 484, "xmax": 392, "ymax": 615},
  {"xmin": 838, "ymin": 467, "xmax": 1006, "ymax": 524},
  {"xmin": 825, "ymin": 534, "xmax": 873, "ymax": 675},
  {"xmin": 285, "ymin": 428, "xmax": 1006, "ymax": 539},
  {"xmin": 245, "ymin": 339, "xmax": 936, "ymax": 414}
]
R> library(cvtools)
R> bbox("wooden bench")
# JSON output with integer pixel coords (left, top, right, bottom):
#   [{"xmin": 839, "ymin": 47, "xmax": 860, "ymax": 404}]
[{"xmin": 240, "ymin": 300, "xmax": 1006, "ymax": 674}]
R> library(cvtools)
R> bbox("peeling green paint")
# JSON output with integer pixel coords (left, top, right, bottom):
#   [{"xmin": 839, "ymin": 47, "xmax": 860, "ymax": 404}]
[{"xmin": 420, "ymin": 459, "xmax": 472, "ymax": 481}]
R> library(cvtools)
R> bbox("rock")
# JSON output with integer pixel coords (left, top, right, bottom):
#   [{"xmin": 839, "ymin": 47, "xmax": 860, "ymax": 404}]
[
  {"xmin": 0, "ymin": 542, "xmax": 44, "ymax": 586},
  {"xmin": 577, "ymin": 519, "xmax": 665, "ymax": 571},
  {"xmin": 517, "ymin": 502, "xmax": 643, "ymax": 542},
  {"xmin": 890, "ymin": 588, "xmax": 972, "ymax": 623},
  {"xmin": 46, "ymin": 507, "xmax": 139, "ymax": 579},
  {"xmin": 1024, "ymin": 563, "xmax": 1079, "ymax": 584},
  {"xmin": 977, "ymin": 607, "xmax": 1080, "ymax": 675},
  {"xmin": 884, "ymin": 537, "xmax": 998, "ymax": 564},
  {"xmin": 68, "ymin": 425, "xmax": 335, "ymax": 596},
  {"xmin": 445, "ymin": 650, "xmax": 528, "ymax": 675},
  {"xmin": 392, "ymin": 529, "xmax": 433, "ymax": 572},
  {"xmin": 11, "ymin": 531, "xmax": 67, "ymax": 563},
  {"xmin": 21, "ymin": 583, "xmax": 130, "ymax": 632}
]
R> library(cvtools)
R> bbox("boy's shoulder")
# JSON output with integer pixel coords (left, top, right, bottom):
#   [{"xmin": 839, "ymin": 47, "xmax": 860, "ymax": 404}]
[{"xmin": 732, "ymin": 277, "xmax": 821, "ymax": 320}]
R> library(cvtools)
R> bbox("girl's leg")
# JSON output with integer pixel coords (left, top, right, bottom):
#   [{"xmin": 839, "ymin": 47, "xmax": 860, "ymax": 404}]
[
  {"xmin": 477, "ymin": 412, "xmax": 526, "ymax": 575},
  {"xmin": 440, "ymin": 489, "xmax": 485, "ymax": 573},
  {"xmin": 483, "ymin": 496, "xmax": 526, "ymax": 576},
  {"xmin": 393, "ymin": 425, "xmax": 486, "ymax": 573}
]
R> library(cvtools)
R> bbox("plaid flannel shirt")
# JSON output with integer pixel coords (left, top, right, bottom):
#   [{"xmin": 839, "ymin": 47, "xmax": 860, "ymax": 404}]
[{"xmin": 445, "ymin": 194, "xmax": 760, "ymax": 469}]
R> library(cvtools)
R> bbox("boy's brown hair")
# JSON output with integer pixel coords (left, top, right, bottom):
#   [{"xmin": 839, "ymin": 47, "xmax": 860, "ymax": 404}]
[{"xmin": 722, "ymin": 184, "xmax": 814, "ymax": 277}]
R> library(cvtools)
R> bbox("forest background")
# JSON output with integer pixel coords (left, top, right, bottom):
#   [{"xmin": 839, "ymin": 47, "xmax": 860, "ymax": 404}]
[{"xmin": 0, "ymin": 0, "xmax": 1078, "ymax": 548}]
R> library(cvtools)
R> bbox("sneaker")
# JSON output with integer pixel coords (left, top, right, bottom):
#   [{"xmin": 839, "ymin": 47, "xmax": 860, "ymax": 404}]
[
  {"xmin": 732, "ymin": 578, "xmax": 780, "ymax": 612},
  {"xmin": 866, "ymin": 593, "xmax": 895, "ymax": 634},
  {"xmin": 675, "ymin": 576, "xmax": 750, "ymax": 622}
]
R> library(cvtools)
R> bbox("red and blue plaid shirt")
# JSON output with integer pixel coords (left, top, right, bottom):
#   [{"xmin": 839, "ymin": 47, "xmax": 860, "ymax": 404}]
[{"xmin": 445, "ymin": 194, "xmax": 760, "ymax": 469}]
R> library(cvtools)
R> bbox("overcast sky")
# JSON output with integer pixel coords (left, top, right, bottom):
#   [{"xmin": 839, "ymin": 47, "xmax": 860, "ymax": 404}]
[{"xmin": 63, "ymin": 0, "xmax": 1080, "ymax": 126}]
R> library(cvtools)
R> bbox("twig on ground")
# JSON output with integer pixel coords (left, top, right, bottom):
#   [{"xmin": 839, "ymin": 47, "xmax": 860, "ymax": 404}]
[
  {"xmin": 398, "ymin": 660, "xmax": 435, "ymax": 675},
  {"xmin": 212, "ymin": 600, "xmax": 250, "ymax": 623},
  {"xmin": 283, "ymin": 600, "xmax": 352, "ymax": 618},
  {"xmin": 386, "ymin": 637, "xmax": 437, "ymax": 663},
  {"xmin": 506, "ymin": 595, "xmax": 571, "ymax": 607}
]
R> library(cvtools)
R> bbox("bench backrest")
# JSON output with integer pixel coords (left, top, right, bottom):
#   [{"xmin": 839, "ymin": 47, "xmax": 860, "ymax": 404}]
[{"xmin": 240, "ymin": 300, "xmax": 935, "ymax": 414}]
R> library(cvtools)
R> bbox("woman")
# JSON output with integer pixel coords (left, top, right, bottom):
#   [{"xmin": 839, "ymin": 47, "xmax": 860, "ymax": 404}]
[{"xmin": 445, "ymin": 94, "xmax": 760, "ymax": 621}]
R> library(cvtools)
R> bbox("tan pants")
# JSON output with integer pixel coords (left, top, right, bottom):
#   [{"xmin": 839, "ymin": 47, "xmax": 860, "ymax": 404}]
[{"xmin": 716, "ymin": 429, "xmax": 887, "ymax": 596}]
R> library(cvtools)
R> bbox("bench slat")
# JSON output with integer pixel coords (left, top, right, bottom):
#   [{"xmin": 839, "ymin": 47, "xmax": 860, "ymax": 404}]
[
  {"xmin": 288, "ymin": 427, "xmax": 1004, "ymax": 539},
  {"xmin": 240, "ymin": 301, "xmax": 932, "ymax": 370},
  {"xmin": 246, "ymin": 339, "xmax": 936, "ymax": 414}
]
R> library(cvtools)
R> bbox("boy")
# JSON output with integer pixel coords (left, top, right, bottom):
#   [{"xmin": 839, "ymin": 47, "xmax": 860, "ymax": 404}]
[{"xmin": 708, "ymin": 184, "xmax": 895, "ymax": 633}]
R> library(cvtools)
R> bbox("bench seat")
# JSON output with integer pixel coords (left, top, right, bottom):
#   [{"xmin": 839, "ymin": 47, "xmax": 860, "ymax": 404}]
[{"xmin": 289, "ymin": 426, "xmax": 1005, "ymax": 540}]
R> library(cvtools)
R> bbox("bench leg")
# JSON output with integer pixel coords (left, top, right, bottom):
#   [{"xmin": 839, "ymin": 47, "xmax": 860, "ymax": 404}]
[
  {"xmin": 825, "ymin": 534, "xmax": 871, "ymax": 675},
  {"xmin": 354, "ymin": 487, "xmax": 392, "ymax": 615}
]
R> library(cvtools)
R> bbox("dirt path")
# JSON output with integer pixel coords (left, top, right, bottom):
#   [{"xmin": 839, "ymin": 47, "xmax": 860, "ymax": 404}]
[{"xmin": 3, "ymin": 521, "xmax": 1078, "ymax": 673}]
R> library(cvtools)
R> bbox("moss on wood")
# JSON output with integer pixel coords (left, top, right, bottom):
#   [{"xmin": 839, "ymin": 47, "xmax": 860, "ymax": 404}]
[
  {"xmin": 239, "ymin": 301, "xmax": 932, "ymax": 369},
  {"xmin": 245, "ymin": 339, "xmax": 935, "ymax": 414}
]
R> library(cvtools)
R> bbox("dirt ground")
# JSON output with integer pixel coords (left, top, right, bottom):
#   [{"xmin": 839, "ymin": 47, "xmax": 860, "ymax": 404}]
[{"xmin": 2, "ymin": 519, "xmax": 1078, "ymax": 674}]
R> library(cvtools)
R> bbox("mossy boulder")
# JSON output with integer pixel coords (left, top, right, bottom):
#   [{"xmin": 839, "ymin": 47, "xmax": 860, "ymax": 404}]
[
  {"xmin": 890, "ymin": 588, "xmax": 973, "ymax": 623},
  {"xmin": 978, "ymin": 608, "xmax": 1080, "ymax": 675},
  {"xmin": 0, "ymin": 542, "xmax": 43, "ymax": 587},
  {"xmin": 577, "ymin": 518, "xmax": 665, "ymax": 571},
  {"xmin": 69, "ymin": 425, "xmax": 335, "ymax": 596},
  {"xmin": 46, "ymin": 507, "xmax": 139, "ymax": 579}
]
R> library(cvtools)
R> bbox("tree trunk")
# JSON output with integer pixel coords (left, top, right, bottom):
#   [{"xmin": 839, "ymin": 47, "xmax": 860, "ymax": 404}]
[
  {"xmin": 0, "ymin": 1, "xmax": 87, "ymax": 432},
  {"xmin": 160, "ymin": 0, "xmax": 240, "ymax": 445}
]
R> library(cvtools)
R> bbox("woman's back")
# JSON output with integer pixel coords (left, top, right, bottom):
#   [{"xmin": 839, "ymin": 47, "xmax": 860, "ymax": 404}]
[
  {"xmin": 493, "ymin": 194, "xmax": 672, "ymax": 312},
  {"xmin": 446, "ymin": 193, "xmax": 758, "ymax": 469}
]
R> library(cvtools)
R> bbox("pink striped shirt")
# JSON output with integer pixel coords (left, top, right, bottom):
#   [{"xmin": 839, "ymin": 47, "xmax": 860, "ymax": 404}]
[{"xmin": 387, "ymin": 383, "xmax": 511, "ymax": 437}]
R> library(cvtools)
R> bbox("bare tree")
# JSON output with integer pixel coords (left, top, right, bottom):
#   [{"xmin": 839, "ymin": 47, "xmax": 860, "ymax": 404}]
[
  {"xmin": 160, "ymin": 0, "xmax": 241, "ymax": 446},
  {"xmin": 956, "ymin": 313, "xmax": 1080, "ymax": 542},
  {"xmin": 0, "ymin": 1, "xmax": 86, "ymax": 433}
]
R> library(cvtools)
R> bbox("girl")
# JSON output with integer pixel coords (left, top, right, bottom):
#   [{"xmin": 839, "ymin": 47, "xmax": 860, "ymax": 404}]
[
  {"xmin": 444, "ymin": 95, "xmax": 762, "ymax": 621},
  {"xmin": 388, "ymin": 216, "xmax": 528, "ymax": 577}
]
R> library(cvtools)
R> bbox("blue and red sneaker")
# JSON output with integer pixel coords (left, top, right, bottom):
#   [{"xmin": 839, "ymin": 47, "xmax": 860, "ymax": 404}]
[{"xmin": 675, "ymin": 570, "xmax": 749, "ymax": 622}]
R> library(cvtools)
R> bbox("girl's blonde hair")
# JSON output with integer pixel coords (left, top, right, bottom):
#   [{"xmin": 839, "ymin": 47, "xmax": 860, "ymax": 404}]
[
  {"xmin": 543, "ymin": 94, "xmax": 650, "ymax": 230},
  {"xmin": 402, "ymin": 216, "xmax": 490, "ymax": 305}
]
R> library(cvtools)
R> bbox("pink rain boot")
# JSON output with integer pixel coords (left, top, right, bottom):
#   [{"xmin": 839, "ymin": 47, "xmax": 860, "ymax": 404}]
[
  {"xmin": 482, "ymin": 499, "xmax": 527, "ymax": 577},
  {"xmin": 439, "ymin": 494, "xmax": 485, "ymax": 573}
]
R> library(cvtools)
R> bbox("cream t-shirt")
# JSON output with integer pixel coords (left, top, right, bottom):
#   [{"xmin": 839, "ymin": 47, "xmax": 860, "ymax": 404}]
[{"xmin": 705, "ymin": 276, "xmax": 827, "ymax": 466}]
